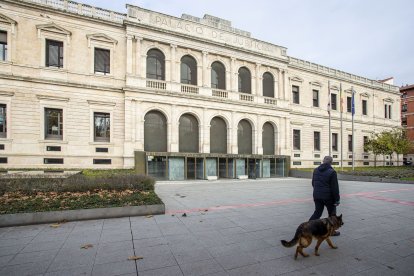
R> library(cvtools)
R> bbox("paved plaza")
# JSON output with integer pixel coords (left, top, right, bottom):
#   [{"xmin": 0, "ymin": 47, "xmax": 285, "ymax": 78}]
[{"xmin": 0, "ymin": 178, "xmax": 414, "ymax": 276}]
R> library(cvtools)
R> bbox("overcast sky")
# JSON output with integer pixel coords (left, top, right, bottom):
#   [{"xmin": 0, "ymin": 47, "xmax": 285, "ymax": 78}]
[{"xmin": 81, "ymin": 0, "xmax": 413, "ymax": 87}]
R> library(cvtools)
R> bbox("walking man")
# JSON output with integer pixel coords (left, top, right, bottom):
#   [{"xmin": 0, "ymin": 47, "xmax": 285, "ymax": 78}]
[{"xmin": 309, "ymin": 156, "xmax": 341, "ymax": 236}]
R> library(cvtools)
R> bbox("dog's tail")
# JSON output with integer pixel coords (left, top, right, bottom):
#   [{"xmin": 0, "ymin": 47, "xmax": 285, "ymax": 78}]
[{"xmin": 280, "ymin": 225, "xmax": 302, "ymax": 248}]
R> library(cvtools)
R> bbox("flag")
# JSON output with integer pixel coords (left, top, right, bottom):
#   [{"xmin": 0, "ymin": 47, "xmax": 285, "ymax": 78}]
[{"xmin": 351, "ymin": 88, "xmax": 355, "ymax": 116}]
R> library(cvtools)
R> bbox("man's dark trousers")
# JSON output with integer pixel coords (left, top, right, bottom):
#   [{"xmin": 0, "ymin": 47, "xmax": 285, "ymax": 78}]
[{"xmin": 309, "ymin": 199, "xmax": 336, "ymax": 221}]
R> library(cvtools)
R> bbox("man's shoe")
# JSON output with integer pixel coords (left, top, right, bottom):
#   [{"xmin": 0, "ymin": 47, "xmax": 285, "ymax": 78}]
[{"xmin": 331, "ymin": 231, "xmax": 340, "ymax": 236}]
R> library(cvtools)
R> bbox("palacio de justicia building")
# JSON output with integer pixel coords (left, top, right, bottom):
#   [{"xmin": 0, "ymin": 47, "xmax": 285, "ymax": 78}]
[{"xmin": 0, "ymin": 0, "xmax": 401, "ymax": 180}]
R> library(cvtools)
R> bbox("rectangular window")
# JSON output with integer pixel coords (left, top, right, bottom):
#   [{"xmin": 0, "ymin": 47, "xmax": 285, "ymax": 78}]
[
  {"xmin": 314, "ymin": 162, "xmax": 321, "ymax": 165},
  {"xmin": 348, "ymin": 134, "xmax": 353, "ymax": 152},
  {"xmin": 94, "ymin": 112, "xmax": 110, "ymax": 142},
  {"xmin": 313, "ymin": 90, "xmax": 319, "ymax": 107},
  {"xmin": 96, "ymin": 147, "xmax": 109, "ymax": 153},
  {"xmin": 44, "ymin": 158, "xmax": 64, "ymax": 164},
  {"xmin": 314, "ymin": 131, "xmax": 320, "ymax": 151},
  {"xmin": 292, "ymin": 85, "xmax": 299, "ymax": 104},
  {"xmin": 293, "ymin": 129, "xmax": 301, "ymax": 150},
  {"xmin": 388, "ymin": 105, "xmax": 392, "ymax": 119},
  {"xmin": 347, "ymin": 96, "xmax": 352, "ymax": 113},
  {"xmin": 0, "ymin": 31, "xmax": 7, "ymax": 61},
  {"xmin": 331, "ymin": 94, "xmax": 337, "ymax": 110},
  {"xmin": 363, "ymin": 162, "xmax": 369, "ymax": 166},
  {"xmin": 0, "ymin": 104, "xmax": 6, "ymax": 138},
  {"xmin": 293, "ymin": 161, "xmax": 301, "ymax": 165},
  {"xmin": 363, "ymin": 136, "xmax": 368, "ymax": 152},
  {"xmin": 45, "ymin": 108, "xmax": 63, "ymax": 140},
  {"xmin": 362, "ymin": 100, "xmax": 367, "ymax": 115},
  {"xmin": 46, "ymin": 39, "xmax": 63, "ymax": 68},
  {"xmin": 0, "ymin": 144, "xmax": 4, "ymax": 150},
  {"xmin": 384, "ymin": 104, "xmax": 388, "ymax": 118},
  {"xmin": 294, "ymin": 153, "xmax": 300, "ymax": 157},
  {"xmin": 402, "ymin": 104, "xmax": 407, "ymax": 112},
  {"xmin": 94, "ymin": 48, "xmax": 110, "ymax": 74},
  {"xmin": 46, "ymin": 146, "xmax": 61, "ymax": 152},
  {"xmin": 93, "ymin": 159, "xmax": 112, "ymax": 165},
  {"xmin": 0, "ymin": 157, "xmax": 7, "ymax": 164},
  {"xmin": 384, "ymin": 104, "xmax": 392, "ymax": 119},
  {"xmin": 402, "ymin": 116, "xmax": 407, "ymax": 126},
  {"xmin": 332, "ymin": 133, "xmax": 338, "ymax": 152}
]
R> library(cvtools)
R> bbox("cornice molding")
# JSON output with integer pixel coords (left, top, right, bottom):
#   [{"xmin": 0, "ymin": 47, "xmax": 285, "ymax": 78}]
[
  {"xmin": 309, "ymin": 81, "xmax": 322, "ymax": 87},
  {"xmin": 36, "ymin": 22, "xmax": 72, "ymax": 36},
  {"xmin": 290, "ymin": 76, "xmax": 304, "ymax": 83},
  {"xmin": 87, "ymin": 100, "xmax": 116, "ymax": 106},
  {"xmin": 0, "ymin": 91, "xmax": 15, "ymax": 97},
  {"xmin": 86, "ymin": 33, "xmax": 118, "ymax": 47},
  {"xmin": 36, "ymin": 94, "xmax": 70, "ymax": 102}
]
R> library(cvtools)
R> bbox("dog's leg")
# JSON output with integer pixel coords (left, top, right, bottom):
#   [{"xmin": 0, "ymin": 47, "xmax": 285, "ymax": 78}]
[
  {"xmin": 294, "ymin": 246, "xmax": 299, "ymax": 259},
  {"xmin": 314, "ymin": 239, "xmax": 324, "ymax": 256},
  {"xmin": 326, "ymin": 238, "xmax": 338, "ymax": 249},
  {"xmin": 298, "ymin": 246, "xmax": 309, "ymax": 257}
]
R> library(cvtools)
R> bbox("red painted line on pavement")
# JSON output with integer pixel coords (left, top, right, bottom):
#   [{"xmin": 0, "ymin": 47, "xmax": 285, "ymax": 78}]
[
  {"xmin": 359, "ymin": 195, "xmax": 414, "ymax": 206},
  {"xmin": 166, "ymin": 187, "xmax": 414, "ymax": 215}
]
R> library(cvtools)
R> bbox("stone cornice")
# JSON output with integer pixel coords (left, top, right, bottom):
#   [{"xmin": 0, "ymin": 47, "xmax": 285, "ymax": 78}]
[
  {"xmin": 288, "ymin": 60, "xmax": 399, "ymax": 95},
  {"xmin": 36, "ymin": 94, "xmax": 69, "ymax": 102}
]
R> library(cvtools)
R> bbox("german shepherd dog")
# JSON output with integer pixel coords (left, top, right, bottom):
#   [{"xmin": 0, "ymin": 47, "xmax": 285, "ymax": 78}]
[{"xmin": 281, "ymin": 214, "xmax": 343, "ymax": 259}]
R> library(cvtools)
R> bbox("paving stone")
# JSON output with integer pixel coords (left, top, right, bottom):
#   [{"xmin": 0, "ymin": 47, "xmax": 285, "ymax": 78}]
[
  {"xmin": 214, "ymin": 251, "xmax": 258, "ymax": 270},
  {"xmin": 91, "ymin": 260, "xmax": 136, "ymax": 276},
  {"xmin": 139, "ymin": 265, "xmax": 183, "ymax": 276},
  {"xmin": 136, "ymin": 252, "xmax": 178, "ymax": 271},
  {"xmin": 8, "ymin": 249, "xmax": 59, "ymax": 266},
  {"xmin": 44, "ymin": 264, "xmax": 93, "ymax": 276},
  {"xmin": 179, "ymin": 258, "xmax": 224, "ymax": 276},
  {"xmin": 0, "ymin": 261, "xmax": 50, "ymax": 276}
]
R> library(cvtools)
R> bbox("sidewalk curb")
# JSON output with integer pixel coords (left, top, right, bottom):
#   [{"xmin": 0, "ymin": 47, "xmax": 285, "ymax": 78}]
[
  {"xmin": 289, "ymin": 169, "xmax": 414, "ymax": 184},
  {"xmin": 0, "ymin": 204, "xmax": 165, "ymax": 227}
]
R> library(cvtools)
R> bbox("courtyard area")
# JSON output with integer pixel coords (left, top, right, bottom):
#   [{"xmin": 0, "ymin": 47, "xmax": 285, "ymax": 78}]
[{"xmin": 0, "ymin": 178, "xmax": 413, "ymax": 275}]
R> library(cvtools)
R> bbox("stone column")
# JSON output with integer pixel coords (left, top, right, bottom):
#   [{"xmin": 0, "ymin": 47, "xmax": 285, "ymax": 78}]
[
  {"xmin": 202, "ymin": 108, "xmax": 210, "ymax": 153},
  {"xmin": 278, "ymin": 69, "xmax": 283, "ymax": 99},
  {"xmin": 170, "ymin": 44, "xmax": 177, "ymax": 82},
  {"xmin": 256, "ymin": 115, "xmax": 263, "ymax": 154},
  {"xmin": 135, "ymin": 36, "xmax": 143, "ymax": 77},
  {"xmin": 255, "ymin": 63, "xmax": 261, "ymax": 96},
  {"xmin": 202, "ymin": 51, "xmax": 208, "ymax": 87},
  {"xmin": 231, "ymin": 111, "xmax": 238, "ymax": 154},
  {"xmin": 126, "ymin": 35, "xmax": 133, "ymax": 75},
  {"xmin": 283, "ymin": 70, "xmax": 289, "ymax": 100},
  {"xmin": 230, "ymin": 57, "xmax": 236, "ymax": 91},
  {"xmin": 170, "ymin": 105, "xmax": 178, "ymax": 152}
]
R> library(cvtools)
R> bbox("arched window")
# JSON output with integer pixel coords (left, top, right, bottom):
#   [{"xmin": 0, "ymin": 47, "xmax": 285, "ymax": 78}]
[
  {"xmin": 179, "ymin": 114, "xmax": 199, "ymax": 153},
  {"xmin": 263, "ymin": 72, "xmax": 274, "ymax": 98},
  {"xmin": 144, "ymin": 111, "xmax": 167, "ymax": 152},
  {"xmin": 146, "ymin": 49, "xmax": 165, "ymax": 80},
  {"xmin": 262, "ymin": 122, "xmax": 275, "ymax": 155},
  {"xmin": 211, "ymin": 61, "xmax": 226, "ymax": 90},
  {"xmin": 238, "ymin": 67, "xmax": 251, "ymax": 93},
  {"xmin": 180, "ymin": 55, "xmax": 197, "ymax": 85},
  {"xmin": 238, "ymin": 119, "xmax": 252, "ymax": 154},
  {"xmin": 210, "ymin": 117, "xmax": 227, "ymax": 154}
]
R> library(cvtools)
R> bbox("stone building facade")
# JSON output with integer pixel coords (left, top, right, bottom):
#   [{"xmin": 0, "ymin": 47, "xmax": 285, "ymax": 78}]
[{"xmin": 0, "ymin": 0, "xmax": 401, "ymax": 179}]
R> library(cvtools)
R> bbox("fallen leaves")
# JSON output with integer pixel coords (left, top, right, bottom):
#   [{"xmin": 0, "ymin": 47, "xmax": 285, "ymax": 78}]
[
  {"xmin": 128, "ymin": 255, "xmax": 143, "ymax": 260},
  {"xmin": 182, "ymin": 213, "xmax": 187, "ymax": 217},
  {"xmin": 146, "ymin": 215, "xmax": 153, "ymax": 218},
  {"xmin": 49, "ymin": 224, "xmax": 61, "ymax": 228},
  {"xmin": 81, "ymin": 244, "xmax": 94, "ymax": 249}
]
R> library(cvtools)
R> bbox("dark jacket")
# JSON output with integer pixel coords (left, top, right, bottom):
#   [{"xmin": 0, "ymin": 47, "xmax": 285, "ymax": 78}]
[{"xmin": 312, "ymin": 163, "xmax": 340, "ymax": 203}]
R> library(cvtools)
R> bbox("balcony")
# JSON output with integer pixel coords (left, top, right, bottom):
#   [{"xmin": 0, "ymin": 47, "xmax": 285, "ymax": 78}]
[{"xmin": 126, "ymin": 76, "xmax": 286, "ymax": 109}]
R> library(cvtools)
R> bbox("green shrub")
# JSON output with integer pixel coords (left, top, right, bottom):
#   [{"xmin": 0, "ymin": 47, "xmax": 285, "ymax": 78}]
[{"xmin": 0, "ymin": 173, "xmax": 155, "ymax": 195}]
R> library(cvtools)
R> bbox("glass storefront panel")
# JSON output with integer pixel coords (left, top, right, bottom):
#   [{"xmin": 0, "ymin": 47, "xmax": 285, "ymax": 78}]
[
  {"xmin": 147, "ymin": 156, "xmax": 167, "ymax": 180},
  {"xmin": 206, "ymin": 158, "xmax": 217, "ymax": 177},
  {"xmin": 196, "ymin": 158, "xmax": 204, "ymax": 179},
  {"xmin": 263, "ymin": 159, "xmax": 270, "ymax": 178},
  {"xmin": 270, "ymin": 158, "xmax": 277, "ymax": 177},
  {"xmin": 236, "ymin": 158, "xmax": 246, "ymax": 177},
  {"xmin": 169, "ymin": 157, "xmax": 185, "ymax": 180},
  {"xmin": 276, "ymin": 158, "xmax": 285, "ymax": 177},
  {"xmin": 228, "ymin": 158, "xmax": 234, "ymax": 178}
]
